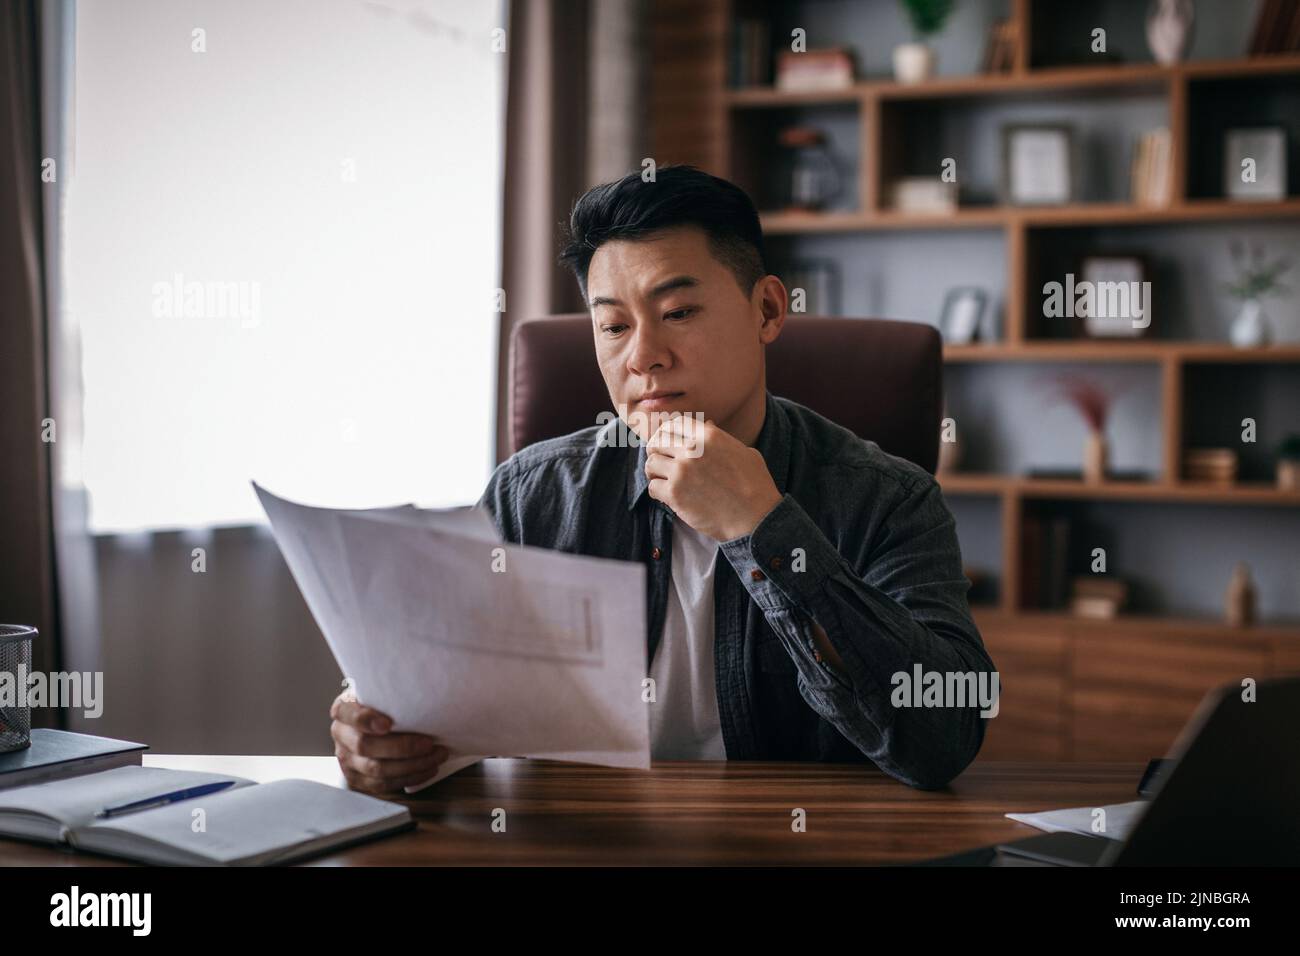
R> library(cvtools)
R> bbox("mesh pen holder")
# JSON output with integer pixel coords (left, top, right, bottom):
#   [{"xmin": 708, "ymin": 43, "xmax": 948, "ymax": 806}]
[{"xmin": 0, "ymin": 625, "xmax": 37, "ymax": 753}]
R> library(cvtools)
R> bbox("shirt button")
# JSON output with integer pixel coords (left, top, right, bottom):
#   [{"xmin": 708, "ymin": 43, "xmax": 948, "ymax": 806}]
[
  {"xmin": 769, "ymin": 556, "xmax": 783, "ymax": 571},
  {"xmin": 750, "ymin": 568, "xmax": 765, "ymax": 582},
  {"xmin": 651, "ymin": 547, "xmax": 662, "ymax": 560}
]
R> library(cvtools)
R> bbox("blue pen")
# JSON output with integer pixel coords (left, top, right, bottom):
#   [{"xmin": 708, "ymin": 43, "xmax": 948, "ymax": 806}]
[{"xmin": 94, "ymin": 781, "xmax": 236, "ymax": 819}]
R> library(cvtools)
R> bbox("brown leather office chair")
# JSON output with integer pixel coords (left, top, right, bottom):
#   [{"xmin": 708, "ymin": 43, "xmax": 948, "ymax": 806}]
[{"xmin": 508, "ymin": 314, "xmax": 943, "ymax": 474}]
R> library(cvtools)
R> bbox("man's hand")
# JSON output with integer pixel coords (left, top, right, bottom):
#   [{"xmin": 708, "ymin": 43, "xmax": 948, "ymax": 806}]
[
  {"xmin": 330, "ymin": 691, "xmax": 449, "ymax": 795},
  {"xmin": 644, "ymin": 416, "xmax": 782, "ymax": 541}
]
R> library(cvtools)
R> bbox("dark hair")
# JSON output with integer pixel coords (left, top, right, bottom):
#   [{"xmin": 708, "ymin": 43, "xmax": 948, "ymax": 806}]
[{"xmin": 558, "ymin": 164, "xmax": 767, "ymax": 304}]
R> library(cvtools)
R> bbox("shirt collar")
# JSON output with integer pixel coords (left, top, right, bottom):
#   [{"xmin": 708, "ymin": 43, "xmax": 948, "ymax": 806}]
[{"xmin": 623, "ymin": 389, "xmax": 791, "ymax": 512}]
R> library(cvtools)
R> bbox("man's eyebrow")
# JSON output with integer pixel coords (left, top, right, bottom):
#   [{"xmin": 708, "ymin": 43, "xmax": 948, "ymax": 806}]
[{"xmin": 589, "ymin": 275, "xmax": 700, "ymax": 310}]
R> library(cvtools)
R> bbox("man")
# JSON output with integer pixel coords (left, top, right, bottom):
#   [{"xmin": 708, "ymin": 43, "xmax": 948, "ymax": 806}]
[{"xmin": 331, "ymin": 165, "xmax": 997, "ymax": 792}]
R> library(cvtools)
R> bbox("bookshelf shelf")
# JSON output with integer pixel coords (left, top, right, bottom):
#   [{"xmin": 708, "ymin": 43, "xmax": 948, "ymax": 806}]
[
  {"xmin": 973, "ymin": 607, "xmax": 1300, "ymax": 642},
  {"xmin": 760, "ymin": 199, "xmax": 1300, "ymax": 235},
  {"xmin": 943, "ymin": 343, "xmax": 1300, "ymax": 363},
  {"xmin": 724, "ymin": 55, "xmax": 1300, "ymax": 109},
  {"xmin": 938, "ymin": 474, "xmax": 1300, "ymax": 506}
]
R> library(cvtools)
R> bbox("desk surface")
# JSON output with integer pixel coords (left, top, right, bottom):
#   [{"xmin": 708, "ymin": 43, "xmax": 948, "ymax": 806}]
[{"xmin": 0, "ymin": 756, "xmax": 1147, "ymax": 865}]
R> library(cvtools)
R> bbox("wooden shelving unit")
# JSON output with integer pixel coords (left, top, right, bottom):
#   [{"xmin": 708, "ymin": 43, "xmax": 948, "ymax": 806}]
[
  {"xmin": 944, "ymin": 342, "xmax": 1300, "ymax": 362},
  {"xmin": 725, "ymin": 54, "xmax": 1300, "ymax": 108},
  {"xmin": 649, "ymin": 0, "xmax": 1300, "ymax": 760},
  {"xmin": 761, "ymin": 198, "xmax": 1300, "ymax": 234},
  {"xmin": 940, "ymin": 473, "xmax": 1300, "ymax": 504}
]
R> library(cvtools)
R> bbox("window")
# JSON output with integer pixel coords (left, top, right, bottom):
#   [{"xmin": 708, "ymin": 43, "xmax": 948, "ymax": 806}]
[{"xmin": 68, "ymin": 0, "xmax": 506, "ymax": 532}]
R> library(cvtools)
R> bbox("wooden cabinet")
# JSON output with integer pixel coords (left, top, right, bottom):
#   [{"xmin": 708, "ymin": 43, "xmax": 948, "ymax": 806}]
[
  {"xmin": 978, "ymin": 619, "xmax": 1068, "ymax": 760},
  {"xmin": 974, "ymin": 611, "xmax": 1294, "ymax": 761},
  {"xmin": 1069, "ymin": 626, "xmax": 1269, "ymax": 761}
]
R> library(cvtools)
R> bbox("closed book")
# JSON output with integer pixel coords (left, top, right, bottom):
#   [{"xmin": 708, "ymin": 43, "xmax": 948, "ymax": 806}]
[
  {"xmin": 0, "ymin": 728, "xmax": 148, "ymax": 790},
  {"xmin": 1020, "ymin": 513, "xmax": 1044, "ymax": 609},
  {"xmin": 1044, "ymin": 517, "xmax": 1072, "ymax": 609}
]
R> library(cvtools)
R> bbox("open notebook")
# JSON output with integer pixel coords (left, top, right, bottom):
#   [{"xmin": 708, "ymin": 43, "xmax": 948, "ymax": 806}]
[{"xmin": 0, "ymin": 765, "xmax": 413, "ymax": 865}]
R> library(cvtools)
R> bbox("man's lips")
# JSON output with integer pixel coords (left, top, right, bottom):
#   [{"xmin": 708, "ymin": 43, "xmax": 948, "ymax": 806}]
[{"xmin": 636, "ymin": 391, "xmax": 685, "ymax": 408}]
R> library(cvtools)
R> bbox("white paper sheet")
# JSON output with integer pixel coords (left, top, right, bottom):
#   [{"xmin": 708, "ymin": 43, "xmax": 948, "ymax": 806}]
[
  {"xmin": 1005, "ymin": 799, "xmax": 1148, "ymax": 842},
  {"xmin": 253, "ymin": 483, "xmax": 651, "ymax": 792}
]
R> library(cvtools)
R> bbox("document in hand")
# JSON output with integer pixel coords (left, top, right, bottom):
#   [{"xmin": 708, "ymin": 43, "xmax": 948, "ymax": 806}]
[{"xmin": 253, "ymin": 483, "xmax": 651, "ymax": 792}]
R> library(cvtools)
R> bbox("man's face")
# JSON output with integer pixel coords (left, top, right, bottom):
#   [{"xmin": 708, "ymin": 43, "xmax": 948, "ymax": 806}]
[{"xmin": 586, "ymin": 225, "xmax": 783, "ymax": 443}]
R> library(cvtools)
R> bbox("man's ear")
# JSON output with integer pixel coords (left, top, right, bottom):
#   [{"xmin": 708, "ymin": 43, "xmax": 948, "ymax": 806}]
[{"xmin": 756, "ymin": 275, "xmax": 787, "ymax": 343}]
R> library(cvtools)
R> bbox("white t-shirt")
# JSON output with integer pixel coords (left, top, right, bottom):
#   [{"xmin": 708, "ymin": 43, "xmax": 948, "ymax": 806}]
[{"xmin": 648, "ymin": 516, "xmax": 727, "ymax": 760}]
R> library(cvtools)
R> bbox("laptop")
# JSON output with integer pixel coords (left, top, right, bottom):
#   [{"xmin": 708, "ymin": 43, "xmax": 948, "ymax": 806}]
[{"xmin": 931, "ymin": 676, "xmax": 1300, "ymax": 866}]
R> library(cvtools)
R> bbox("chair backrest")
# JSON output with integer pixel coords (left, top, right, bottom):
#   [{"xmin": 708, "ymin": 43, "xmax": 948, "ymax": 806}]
[{"xmin": 508, "ymin": 314, "xmax": 942, "ymax": 473}]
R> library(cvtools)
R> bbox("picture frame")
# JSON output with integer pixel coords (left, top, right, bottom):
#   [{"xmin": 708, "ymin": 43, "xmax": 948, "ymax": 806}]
[
  {"xmin": 939, "ymin": 287, "xmax": 988, "ymax": 344},
  {"xmin": 1078, "ymin": 254, "xmax": 1151, "ymax": 339},
  {"xmin": 1002, "ymin": 124, "xmax": 1076, "ymax": 206},
  {"xmin": 1224, "ymin": 127, "xmax": 1288, "ymax": 201}
]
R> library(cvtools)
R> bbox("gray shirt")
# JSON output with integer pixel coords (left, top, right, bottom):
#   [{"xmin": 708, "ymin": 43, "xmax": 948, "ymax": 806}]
[{"xmin": 477, "ymin": 390, "xmax": 997, "ymax": 789}]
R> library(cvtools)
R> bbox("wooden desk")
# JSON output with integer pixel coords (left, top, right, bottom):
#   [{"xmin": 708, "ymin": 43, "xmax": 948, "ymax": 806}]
[{"xmin": 0, "ymin": 755, "xmax": 1147, "ymax": 866}]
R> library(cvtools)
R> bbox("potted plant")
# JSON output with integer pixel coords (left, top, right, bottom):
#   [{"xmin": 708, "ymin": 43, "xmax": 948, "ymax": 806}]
[
  {"xmin": 1223, "ymin": 240, "xmax": 1292, "ymax": 348},
  {"xmin": 894, "ymin": 0, "xmax": 953, "ymax": 84},
  {"xmin": 1278, "ymin": 435, "xmax": 1300, "ymax": 491},
  {"xmin": 1043, "ymin": 375, "xmax": 1115, "ymax": 483}
]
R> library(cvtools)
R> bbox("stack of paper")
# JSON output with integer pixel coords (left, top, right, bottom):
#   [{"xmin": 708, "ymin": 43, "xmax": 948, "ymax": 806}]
[{"xmin": 253, "ymin": 483, "xmax": 651, "ymax": 792}]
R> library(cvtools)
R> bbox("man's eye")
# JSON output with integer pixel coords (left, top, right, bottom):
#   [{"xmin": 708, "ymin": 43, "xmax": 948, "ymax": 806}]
[
  {"xmin": 601, "ymin": 325, "xmax": 626, "ymax": 336},
  {"xmin": 665, "ymin": 308, "xmax": 695, "ymax": 321}
]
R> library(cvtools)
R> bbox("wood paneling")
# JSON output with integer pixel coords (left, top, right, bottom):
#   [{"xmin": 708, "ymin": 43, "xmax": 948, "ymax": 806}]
[
  {"xmin": 1070, "ymin": 627, "xmax": 1269, "ymax": 760},
  {"xmin": 648, "ymin": 0, "xmax": 730, "ymax": 173},
  {"xmin": 971, "ymin": 611, "xmax": 1293, "ymax": 761},
  {"xmin": 978, "ymin": 620, "xmax": 1068, "ymax": 760}
]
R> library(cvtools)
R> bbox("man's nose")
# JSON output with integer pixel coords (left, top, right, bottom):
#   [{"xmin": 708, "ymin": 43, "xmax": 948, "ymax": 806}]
[{"xmin": 627, "ymin": 321, "xmax": 671, "ymax": 375}]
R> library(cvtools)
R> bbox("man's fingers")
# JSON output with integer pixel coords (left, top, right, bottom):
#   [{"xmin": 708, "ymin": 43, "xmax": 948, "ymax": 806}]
[
  {"xmin": 342, "ymin": 766, "xmax": 405, "ymax": 795},
  {"xmin": 336, "ymin": 743, "xmax": 448, "ymax": 783},
  {"xmin": 329, "ymin": 692, "xmax": 354, "ymax": 721},
  {"xmin": 647, "ymin": 420, "xmax": 702, "ymax": 456},
  {"xmin": 332, "ymin": 720, "xmax": 441, "ymax": 759},
  {"xmin": 644, "ymin": 451, "xmax": 671, "ymax": 479},
  {"xmin": 331, "ymin": 698, "xmax": 392, "ymax": 733},
  {"xmin": 343, "ymin": 764, "xmax": 442, "ymax": 795}
]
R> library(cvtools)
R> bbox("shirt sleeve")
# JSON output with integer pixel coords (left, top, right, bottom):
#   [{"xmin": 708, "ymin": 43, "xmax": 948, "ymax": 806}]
[
  {"xmin": 716, "ymin": 477, "xmax": 997, "ymax": 790},
  {"xmin": 475, "ymin": 458, "xmax": 520, "ymax": 544}
]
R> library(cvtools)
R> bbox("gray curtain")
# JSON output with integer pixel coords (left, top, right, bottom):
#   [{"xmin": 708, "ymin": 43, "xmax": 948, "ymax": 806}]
[
  {"xmin": 0, "ymin": 0, "xmax": 62, "ymax": 726},
  {"xmin": 41, "ymin": 0, "xmax": 103, "ymax": 728}
]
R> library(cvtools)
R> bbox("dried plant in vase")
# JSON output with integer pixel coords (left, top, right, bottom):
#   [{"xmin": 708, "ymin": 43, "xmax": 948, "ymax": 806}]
[
  {"xmin": 1278, "ymin": 435, "xmax": 1300, "ymax": 491},
  {"xmin": 1042, "ymin": 375, "xmax": 1115, "ymax": 483}
]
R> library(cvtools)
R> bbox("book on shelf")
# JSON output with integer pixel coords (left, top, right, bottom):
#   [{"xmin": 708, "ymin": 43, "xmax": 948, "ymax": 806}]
[
  {"xmin": 1249, "ymin": 0, "xmax": 1300, "ymax": 55},
  {"xmin": 1131, "ymin": 128, "xmax": 1172, "ymax": 206},
  {"xmin": 1070, "ymin": 576, "xmax": 1128, "ymax": 619},
  {"xmin": 981, "ymin": 17, "xmax": 1018, "ymax": 74},
  {"xmin": 889, "ymin": 177, "xmax": 958, "ymax": 214},
  {"xmin": 1019, "ymin": 513, "xmax": 1071, "ymax": 610},
  {"xmin": 774, "ymin": 47, "xmax": 855, "ymax": 92},
  {"xmin": 731, "ymin": 17, "xmax": 771, "ymax": 87}
]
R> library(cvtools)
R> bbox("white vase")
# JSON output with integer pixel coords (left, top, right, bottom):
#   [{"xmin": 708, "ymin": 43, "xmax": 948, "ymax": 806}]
[
  {"xmin": 893, "ymin": 42, "xmax": 935, "ymax": 84},
  {"xmin": 1146, "ymin": 0, "xmax": 1195, "ymax": 66},
  {"xmin": 1230, "ymin": 298, "xmax": 1272, "ymax": 348}
]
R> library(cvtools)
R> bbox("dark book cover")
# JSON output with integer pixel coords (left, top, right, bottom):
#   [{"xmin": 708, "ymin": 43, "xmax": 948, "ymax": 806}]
[{"xmin": 0, "ymin": 728, "xmax": 148, "ymax": 790}]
